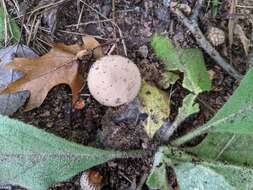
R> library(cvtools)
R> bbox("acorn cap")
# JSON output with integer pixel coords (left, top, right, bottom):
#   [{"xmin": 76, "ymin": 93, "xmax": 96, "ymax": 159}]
[{"xmin": 87, "ymin": 55, "xmax": 141, "ymax": 107}]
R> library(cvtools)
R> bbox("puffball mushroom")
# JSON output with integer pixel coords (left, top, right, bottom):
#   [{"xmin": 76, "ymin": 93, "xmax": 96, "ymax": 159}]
[{"xmin": 88, "ymin": 55, "xmax": 141, "ymax": 107}]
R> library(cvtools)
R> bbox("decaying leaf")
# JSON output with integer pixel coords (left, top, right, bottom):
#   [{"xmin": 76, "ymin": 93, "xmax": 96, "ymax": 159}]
[
  {"xmin": 234, "ymin": 24, "xmax": 251, "ymax": 55},
  {"xmin": 138, "ymin": 81, "xmax": 170, "ymax": 137},
  {"xmin": 0, "ymin": 44, "xmax": 38, "ymax": 115},
  {"xmin": 0, "ymin": 36, "xmax": 103, "ymax": 111}
]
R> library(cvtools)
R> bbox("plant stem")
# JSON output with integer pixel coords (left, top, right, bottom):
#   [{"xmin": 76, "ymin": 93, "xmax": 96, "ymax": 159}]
[{"xmin": 171, "ymin": 104, "xmax": 253, "ymax": 146}]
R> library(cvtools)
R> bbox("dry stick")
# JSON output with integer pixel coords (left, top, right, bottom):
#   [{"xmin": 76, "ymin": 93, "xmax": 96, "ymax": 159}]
[{"xmin": 171, "ymin": 7, "xmax": 243, "ymax": 80}]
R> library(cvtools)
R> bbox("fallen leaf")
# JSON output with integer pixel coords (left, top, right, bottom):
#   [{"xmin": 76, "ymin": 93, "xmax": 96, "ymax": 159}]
[
  {"xmin": 138, "ymin": 81, "xmax": 170, "ymax": 137},
  {"xmin": 0, "ymin": 44, "xmax": 38, "ymax": 115},
  {"xmin": 234, "ymin": 24, "xmax": 251, "ymax": 55},
  {"xmin": 0, "ymin": 36, "xmax": 103, "ymax": 111}
]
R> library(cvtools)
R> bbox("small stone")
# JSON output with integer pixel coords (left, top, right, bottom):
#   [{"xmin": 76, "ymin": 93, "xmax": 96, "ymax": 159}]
[
  {"xmin": 207, "ymin": 27, "xmax": 225, "ymax": 46},
  {"xmin": 163, "ymin": 0, "xmax": 171, "ymax": 7},
  {"xmin": 138, "ymin": 45, "xmax": 149, "ymax": 58}
]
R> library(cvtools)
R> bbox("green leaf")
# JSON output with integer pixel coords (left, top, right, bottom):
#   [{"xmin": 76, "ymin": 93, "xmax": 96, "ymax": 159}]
[
  {"xmin": 173, "ymin": 68, "xmax": 253, "ymax": 165},
  {"xmin": 146, "ymin": 147, "xmax": 172, "ymax": 190},
  {"xmin": 0, "ymin": 115, "xmax": 142, "ymax": 190},
  {"xmin": 9, "ymin": 18, "xmax": 21, "ymax": 41},
  {"xmin": 175, "ymin": 163, "xmax": 234, "ymax": 190},
  {"xmin": 180, "ymin": 49, "xmax": 212, "ymax": 93},
  {"xmin": 151, "ymin": 34, "xmax": 211, "ymax": 94},
  {"xmin": 0, "ymin": 6, "xmax": 21, "ymax": 44},
  {"xmin": 169, "ymin": 68, "xmax": 253, "ymax": 189},
  {"xmin": 0, "ymin": 7, "xmax": 6, "ymax": 43},
  {"xmin": 174, "ymin": 94, "xmax": 199, "ymax": 126},
  {"xmin": 157, "ymin": 146, "xmax": 253, "ymax": 190},
  {"xmin": 162, "ymin": 94, "xmax": 200, "ymax": 139},
  {"xmin": 138, "ymin": 81, "xmax": 170, "ymax": 137},
  {"xmin": 159, "ymin": 71, "xmax": 180, "ymax": 89}
]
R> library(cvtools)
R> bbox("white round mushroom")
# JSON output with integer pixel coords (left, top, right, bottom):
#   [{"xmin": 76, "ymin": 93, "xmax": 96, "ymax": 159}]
[{"xmin": 87, "ymin": 55, "xmax": 141, "ymax": 107}]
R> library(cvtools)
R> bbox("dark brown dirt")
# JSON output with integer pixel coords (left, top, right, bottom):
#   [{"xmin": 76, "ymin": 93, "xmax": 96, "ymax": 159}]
[{"xmin": 5, "ymin": 0, "xmax": 252, "ymax": 189}]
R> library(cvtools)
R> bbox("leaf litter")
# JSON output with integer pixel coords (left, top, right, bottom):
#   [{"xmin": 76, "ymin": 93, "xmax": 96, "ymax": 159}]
[
  {"xmin": 0, "ymin": 45, "xmax": 38, "ymax": 115},
  {"xmin": 0, "ymin": 36, "xmax": 103, "ymax": 111},
  {"xmin": 1, "ymin": 0, "xmax": 253, "ymax": 189}
]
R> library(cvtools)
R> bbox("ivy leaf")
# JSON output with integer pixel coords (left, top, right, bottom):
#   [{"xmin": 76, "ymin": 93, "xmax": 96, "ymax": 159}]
[
  {"xmin": 0, "ymin": 115, "xmax": 142, "ymax": 190},
  {"xmin": 138, "ymin": 81, "xmax": 170, "ymax": 137},
  {"xmin": 151, "ymin": 34, "xmax": 211, "ymax": 94}
]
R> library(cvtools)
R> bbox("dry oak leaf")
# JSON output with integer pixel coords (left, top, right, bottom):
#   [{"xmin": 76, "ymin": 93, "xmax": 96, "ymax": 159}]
[{"xmin": 0, "ymin": 36, "xmax": 103, "ymax": 111}]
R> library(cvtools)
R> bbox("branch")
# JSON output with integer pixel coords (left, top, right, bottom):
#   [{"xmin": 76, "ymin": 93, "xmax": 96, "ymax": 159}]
[{"xmin": 171, "ymin": 5, "xmax": 243, "ymax": 80}]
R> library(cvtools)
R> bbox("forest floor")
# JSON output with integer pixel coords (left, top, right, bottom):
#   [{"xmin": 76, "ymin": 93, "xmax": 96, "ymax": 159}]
[{"xmin": 5, "ymin": 0, "xmax": 253, "ymax": 189}]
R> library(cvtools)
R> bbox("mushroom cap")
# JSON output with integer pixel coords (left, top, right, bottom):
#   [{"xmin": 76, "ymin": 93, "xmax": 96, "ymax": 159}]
[{"xmin": 87, "ymin": 55, "xmax": 141, "ymax": 107}]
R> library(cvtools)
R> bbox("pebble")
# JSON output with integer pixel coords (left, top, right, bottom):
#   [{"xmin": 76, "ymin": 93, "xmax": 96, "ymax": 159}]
[
  {"xmin": 138, "ymin": 45, "xmax": 149, "ymax": 58},
  {"xmin": 163, "ymin": 0, "xmax": 171, "ymax": 7}
]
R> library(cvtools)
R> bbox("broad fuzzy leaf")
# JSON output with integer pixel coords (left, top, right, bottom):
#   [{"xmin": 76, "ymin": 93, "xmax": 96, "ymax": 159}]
[
  {"xmin": 151, "ymin": 147, "xmax": 253, "ymax": 190},
  {"xmin": 146, "ymin": 147, "xmax": 172, "ymax": 190},
  {"xmin": 175, "ymin": 163, "xmax": 234, "ymax": 190},
  {"xmin": 179, "ymin": 68, "xmax": 253, "ymax": 165},
  {"xmin": 0, "ymin": 115, "xmax": 141, "ymax": 190},
  {"xmin": 151, "ymin": 34, "xmax": 211, "ymax": 94},
  {"xmin": 138, "ymin": 81, "xmax": 170, "ymax": 137},
  {"xmin": 0, "ymin": 36, "xmax": 103, "ymax": 111}
]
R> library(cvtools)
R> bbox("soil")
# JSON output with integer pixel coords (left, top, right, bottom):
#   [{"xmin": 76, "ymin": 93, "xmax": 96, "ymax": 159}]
[{"xmin": 4, "ymin": 0, "xmax": 252, "ymax": 189}]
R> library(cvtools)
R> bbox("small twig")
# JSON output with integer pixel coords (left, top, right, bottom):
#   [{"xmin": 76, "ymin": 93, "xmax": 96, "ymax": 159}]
[
  {"xmin": 76, "ymin": 2, "xmax": 85, "ymax": 29},
  {"xmin": 136, "ymin": 172, "xmax": 149, "ymax": 190},
  {"xmin": 171, "ymin": 4, "xmax": 243, "ymax": 80},
  {"xmin": 236, "ymin": 4, "xmax": 253, "ymax": 9},
  {"xmin": 65, "ymin": 19, "xmax": 112, "ymax": 28}
]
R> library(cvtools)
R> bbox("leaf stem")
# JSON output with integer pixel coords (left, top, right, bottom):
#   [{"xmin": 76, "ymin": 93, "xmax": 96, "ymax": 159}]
[{"xmin": 171, "ymin": 104, "xmax": 253, "ymax": 146}]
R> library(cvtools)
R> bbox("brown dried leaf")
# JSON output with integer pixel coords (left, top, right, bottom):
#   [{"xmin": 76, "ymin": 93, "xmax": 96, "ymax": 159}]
[
  {"xmin": 234, "ymin": 24, "xmax": 251, "ymax": 55},
  {"xmin": 0, "ymin": 36, "xmax": 103, "ymax": 111}
]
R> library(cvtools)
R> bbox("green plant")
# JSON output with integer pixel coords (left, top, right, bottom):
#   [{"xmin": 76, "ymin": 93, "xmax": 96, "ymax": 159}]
[
  {"xmin": 0, "ymin": 115, "xmax": 145, "ymax": 190},
  {"xmin": 0, "ymin": 6, "xmax": 21, "ymax": 45},
  {"xmin": 1, "ymin": 34, "xmax": 252, "ymax": 190},
  {"xmin": 146, "ymin": 35, "xmax": 253, "ymax": 190}
]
